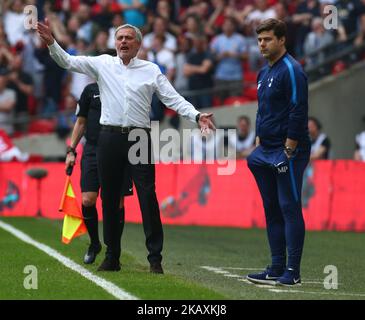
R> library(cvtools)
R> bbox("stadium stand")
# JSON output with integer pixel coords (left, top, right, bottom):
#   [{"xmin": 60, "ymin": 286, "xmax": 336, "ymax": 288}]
[{"xmin": 0, "ymin": 0, "xmax": 365, "ymax": 154}]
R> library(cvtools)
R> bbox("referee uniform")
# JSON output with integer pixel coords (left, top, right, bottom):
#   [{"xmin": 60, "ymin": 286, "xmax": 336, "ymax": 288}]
[
  {"xmin": 75, "ymin": 83, "xmax": 133, "ymax": 264},
  {"xmin": 78, "ymin": 83, "xmax": 133, "ymax": 197}
]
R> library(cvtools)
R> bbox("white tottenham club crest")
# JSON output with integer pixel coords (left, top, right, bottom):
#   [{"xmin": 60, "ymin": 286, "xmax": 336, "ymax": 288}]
[{"xmin": 268, "ymin": 77, "xmax": 274, "ymax": 87}]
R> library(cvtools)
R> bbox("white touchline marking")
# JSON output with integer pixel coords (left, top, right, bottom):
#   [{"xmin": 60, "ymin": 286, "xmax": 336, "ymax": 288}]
[
  {"xmin": 269, "ymin": 289, "xmax": 365, "ymax": 298},
  {"xmin": 0, "ymin": 220, "xmax": 138, "ymax": 300},
  {"xmin": 218, "ymin": 267, "xmax": 263, "ymax": 271},
  {"xmin": 237, "ymin": 278, "xmax": 252, "ymax": 284},
  {"xmin": 224, "ymin": 274, "xmax": 242, "ymax": 278},
  {"xmin": 201, "ymin": 266, "xmax": 364, "ymax": 298}
]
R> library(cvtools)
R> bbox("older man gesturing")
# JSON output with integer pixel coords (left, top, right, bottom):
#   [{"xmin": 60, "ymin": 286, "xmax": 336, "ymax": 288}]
[{"xmin": 37, "ymin": 20, "xmax": 215, "ymax": 273}]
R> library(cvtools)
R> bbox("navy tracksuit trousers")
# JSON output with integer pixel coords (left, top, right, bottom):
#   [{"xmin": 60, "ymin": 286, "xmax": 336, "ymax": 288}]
[{"xmin": 247, "ymin": 145, "xmax": 310, "ymax": 272}]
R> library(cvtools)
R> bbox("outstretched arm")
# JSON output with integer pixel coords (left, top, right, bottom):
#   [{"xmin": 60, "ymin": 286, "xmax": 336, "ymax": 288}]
[
  {"xmin": 155, "ymin": 71, "xmax": 216, "ymax": 132},
  {"xmin": 37, "ymin": 19, "xmax": 98, "ymax": 78}
]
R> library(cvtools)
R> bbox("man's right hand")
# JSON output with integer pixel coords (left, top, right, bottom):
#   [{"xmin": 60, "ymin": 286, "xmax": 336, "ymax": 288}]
[{"xmin": 36, "ymin": 19, "xmax": 55, "ymax": 46}]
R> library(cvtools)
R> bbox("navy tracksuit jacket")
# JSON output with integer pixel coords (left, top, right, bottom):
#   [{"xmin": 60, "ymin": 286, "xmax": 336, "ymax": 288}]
[{"xmin": 247, "ymin": 52, "xmax": 310, "ymax": 272}]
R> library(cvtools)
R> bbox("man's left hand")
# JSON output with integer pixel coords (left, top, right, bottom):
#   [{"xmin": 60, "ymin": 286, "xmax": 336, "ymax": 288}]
[
  {"xmin": 198, "ymin": 113, "xmax": 216, "ymax": 134},
  {"xmin": 284, "ymin": 147, "xmax": 297, "ymax": 160}
]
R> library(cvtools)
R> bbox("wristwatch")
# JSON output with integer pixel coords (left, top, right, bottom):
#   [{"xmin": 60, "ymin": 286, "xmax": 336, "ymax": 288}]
[
  {"xmin": 284, "ymin": 146, "xmax": 295, "ymax": 156},
  {"xmin": 66, "ymin": 146, "xmax": 77, "ymax": 157},
  {"xmin": 195, "ymin": 113, "xmax": 201, "ymax": 123}
]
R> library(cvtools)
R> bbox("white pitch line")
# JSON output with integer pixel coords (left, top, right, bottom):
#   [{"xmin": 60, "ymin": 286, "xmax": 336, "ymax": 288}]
[
  {"xmin": 202, "ymin": 267, "xmax": 336, "ymax": 284},
  {"xmin": 201, "ymin": 265, "xmax": 365, "ymax": 298},
  {"xmin": 237, "ymin": 278, "xmax": 252, "ymax": 284},
  {"xmin": 219, "ymin": 267, "xmax": 263, "ymax": 271},
  {"xmin": 224, "ymin": 274, "xmax": 242, "ymax": 278},
  {"xmin": 0, "ymin": 220, "xmax": 138, "ymax": 300},
  {"xmin": 269, "ymin": 288, "xmax": 365, "ymax": 298}
]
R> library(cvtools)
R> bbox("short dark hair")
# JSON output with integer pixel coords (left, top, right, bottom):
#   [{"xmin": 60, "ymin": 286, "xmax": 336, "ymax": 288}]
[
  {"xmin": 308, "ymin": 116, "xmax": 322, "ymax": 130},
  {"xmin": 224, "ymin": 16, "xmax": 238, "ymax": 29},
  {"xmin": 238, "ymin": 115, "xmax": 251, "ymax": 125},
  {"xmin": 256, "ymin": 19, "xmax": 287, "ymax": 40}
]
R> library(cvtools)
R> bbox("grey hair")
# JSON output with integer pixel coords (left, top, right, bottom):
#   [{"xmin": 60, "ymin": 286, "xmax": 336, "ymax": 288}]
[{"xmin": 114, "ymin": 24, "xmax": 143, "ymax": 42}]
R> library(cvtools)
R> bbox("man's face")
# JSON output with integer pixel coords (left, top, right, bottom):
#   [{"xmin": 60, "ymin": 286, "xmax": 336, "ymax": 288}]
[
  {"xmin": 223, "ymin": 20, "xmax": 235, "ymax": 35},
  {"xmin": 308, "ymin": 120, "xmax": 319, "ymax": 139},
  {"xmin": 78, "ymin": 4, "xmax": 90, "ymax": 22},
  {"xmin": 257, "ymin": 30, "xmax": 284, "ymax": 60},
  {"xmin": 255, "ymin": 0, "xmax": 267, "ymax": 11},
  {"xmin": 275, "ymin": 3, "xmax": 286, "ymax": 19},
  {"xmin": 193, "ymin": 37, "xmax": 206, "ymax": 52},
  {"xmin": 152, "ymin": 37, "xmax": 163, "ymax": 52},
  {"xmin": 0, "ymin": 75, "xmax": 7, "ymax": 91},
  {"xmin": 115, "ymin": 28, "xmax": 141, "ymax": 61},
  {"xmin": 238, "ymin": 119, "xmax": 249, "ymax": 135},
  {"xmin": 154, "ymin": 19, "xmax": 166, "ymax": 35}
]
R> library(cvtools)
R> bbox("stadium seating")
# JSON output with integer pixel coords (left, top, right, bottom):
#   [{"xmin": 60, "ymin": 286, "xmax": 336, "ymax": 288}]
[
  {"xmin": 28, "ymin": 119, "xmax": 57, "ymax": 134},
  {"xmin": 223, "ymin": 96, "xmax": 251, "ymax": 106}
]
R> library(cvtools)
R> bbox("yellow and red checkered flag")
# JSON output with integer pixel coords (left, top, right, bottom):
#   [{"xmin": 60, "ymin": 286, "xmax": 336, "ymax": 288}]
[{"xmin": 59, "ymin": 166, "xmax": 87, "ymax": 244}]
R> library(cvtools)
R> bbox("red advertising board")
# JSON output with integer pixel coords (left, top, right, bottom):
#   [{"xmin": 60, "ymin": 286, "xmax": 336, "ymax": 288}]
[{"xmin": 1, "ymin": 161, "xmax": 365, "ymax": 232}]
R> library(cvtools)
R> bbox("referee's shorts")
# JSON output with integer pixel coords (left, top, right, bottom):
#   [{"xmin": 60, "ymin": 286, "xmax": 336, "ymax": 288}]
[{"xmin": 81, "ymin": 143, "xmax": 133, "ymax": 196}]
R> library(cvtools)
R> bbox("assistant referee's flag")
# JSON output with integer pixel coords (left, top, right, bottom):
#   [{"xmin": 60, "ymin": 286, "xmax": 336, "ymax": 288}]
[{"xmin": 59, "ymin": 167, "xmax": 87, "ymax": 244}]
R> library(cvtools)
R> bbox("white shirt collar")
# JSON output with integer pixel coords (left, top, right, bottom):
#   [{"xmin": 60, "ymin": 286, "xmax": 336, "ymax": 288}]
[{"xmin": 118, "ymin": 56, "xmax": 138, "ymax": 67}]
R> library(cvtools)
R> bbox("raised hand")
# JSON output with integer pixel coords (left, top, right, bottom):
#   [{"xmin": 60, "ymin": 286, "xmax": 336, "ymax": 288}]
[
  {"xmin": 36, "ymin": 18, "xmax": 54, "ymax": 46},
  {"xmin": 198, "ymin": 113, "xmax": 216, "ymax": 135}
]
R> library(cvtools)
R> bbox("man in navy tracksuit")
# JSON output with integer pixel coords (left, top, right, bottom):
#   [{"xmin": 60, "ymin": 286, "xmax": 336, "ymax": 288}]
[{"xmin": 246, "ymin": 19, "xmax": 310, "ymax": 286}]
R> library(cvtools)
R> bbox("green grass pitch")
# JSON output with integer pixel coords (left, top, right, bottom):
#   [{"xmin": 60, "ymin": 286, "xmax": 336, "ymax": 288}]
[{"xmin": 1, "ymin": 217, "xmax": 365, "ymax": 300}]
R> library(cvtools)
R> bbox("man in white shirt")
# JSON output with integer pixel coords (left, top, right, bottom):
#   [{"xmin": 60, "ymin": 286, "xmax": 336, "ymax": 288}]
[
  {"xmin": 228, "ymin": 115, "xmax": 255, "ymax": 159},
  {"xmin": 354, "ymin": 116, "xmax": 365, "ymax": 161},
  {"xmin": 2, "ymin": 0, "xmax": 27, "ymax": 46},
  {"xmin": 0, "ymin": 72, "xmax": 16, "ymax": 136},
  {"xmin": 37, "ymin": 21, "xmax": 215, "ymax": 273},
  {"xmin": 246, "ymin": 0, "xmax": 277, "ymax": 26},
  {"xmin": 142, "ymin": 16, "xmax": 177, "ymax": 52}
]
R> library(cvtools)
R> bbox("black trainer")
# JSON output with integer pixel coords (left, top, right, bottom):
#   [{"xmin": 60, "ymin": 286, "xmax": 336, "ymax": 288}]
[
  {"xmin": 83, "ymin": 243, "xmax": 102, "ymax": 265},
  {"xmin": 150, "ymin": 262, "xmax": 164, "ymax": 274},
  {"xmin": 97, "ymin": 258, "xmax": 121, "ymax": 271},
  {"xmin": 246, "ymin": 265, "xmax": 284, "ymax": 285}
]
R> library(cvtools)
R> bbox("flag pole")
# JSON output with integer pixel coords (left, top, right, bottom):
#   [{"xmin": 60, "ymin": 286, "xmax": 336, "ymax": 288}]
[{"xmin": 59, "ymin": 166, "xmax": 73, "ymax": 212}]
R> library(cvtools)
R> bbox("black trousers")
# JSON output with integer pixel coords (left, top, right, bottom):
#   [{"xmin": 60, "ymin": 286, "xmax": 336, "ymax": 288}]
[{"xmin": 97, "ymin": 128, "xmax": 163, "ymax": 264}]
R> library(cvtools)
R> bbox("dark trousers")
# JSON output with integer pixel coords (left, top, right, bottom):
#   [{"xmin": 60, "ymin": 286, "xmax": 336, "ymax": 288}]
[
  {"xmin": 97, "ymin": 129, "xmax": 163, "ymax": 264},
  {"xmin": 247, "ymin": 145, "xmax": 309, "ymax": 271}
]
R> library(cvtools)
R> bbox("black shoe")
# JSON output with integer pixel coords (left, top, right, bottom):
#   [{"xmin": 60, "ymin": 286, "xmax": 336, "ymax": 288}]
[
  {"xmin": 97, "ymin": 258, "xmax": 121, "ymax": 271},
  {"xmin": 83, "ymin": 243, "xmax": 102, "ymax": 265},
  {"xmin": 150, "ymin": 262, "xmax": 164, "ymax": 274}
]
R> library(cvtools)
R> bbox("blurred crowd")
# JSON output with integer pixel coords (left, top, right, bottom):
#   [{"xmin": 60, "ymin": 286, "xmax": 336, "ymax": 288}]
[{"xmin": 0, "ymin": 0, "xmax": 365, "ymax": 150}]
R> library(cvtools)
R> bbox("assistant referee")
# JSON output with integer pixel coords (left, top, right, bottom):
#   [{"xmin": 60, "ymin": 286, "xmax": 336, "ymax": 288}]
[
  {"xmin": 65, "ymin": 83, "xmax": 133, "ymax": 267},
  {"xmin": 38, "ymin": 21, "xmax": 215, "ymax": 273}
]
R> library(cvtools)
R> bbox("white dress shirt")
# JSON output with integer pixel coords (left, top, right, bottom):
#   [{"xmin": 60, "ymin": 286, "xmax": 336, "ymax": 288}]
[
  {"xmin": 48, "ymin": 41, "xmax": 199, "ymax": 128},
  {"xmin": 228, "ymin": 131, "xmax": 255, "ymax": 153},
  {"xmin": 142, "ymin": 32, "xmax": 177, "ymax": 52}
]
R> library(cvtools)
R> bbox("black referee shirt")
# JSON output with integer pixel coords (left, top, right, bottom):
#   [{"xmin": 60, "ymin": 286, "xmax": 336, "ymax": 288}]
[{"xmin": 76, "ymin": 83, "xmax": 101, "ymax": 145}]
